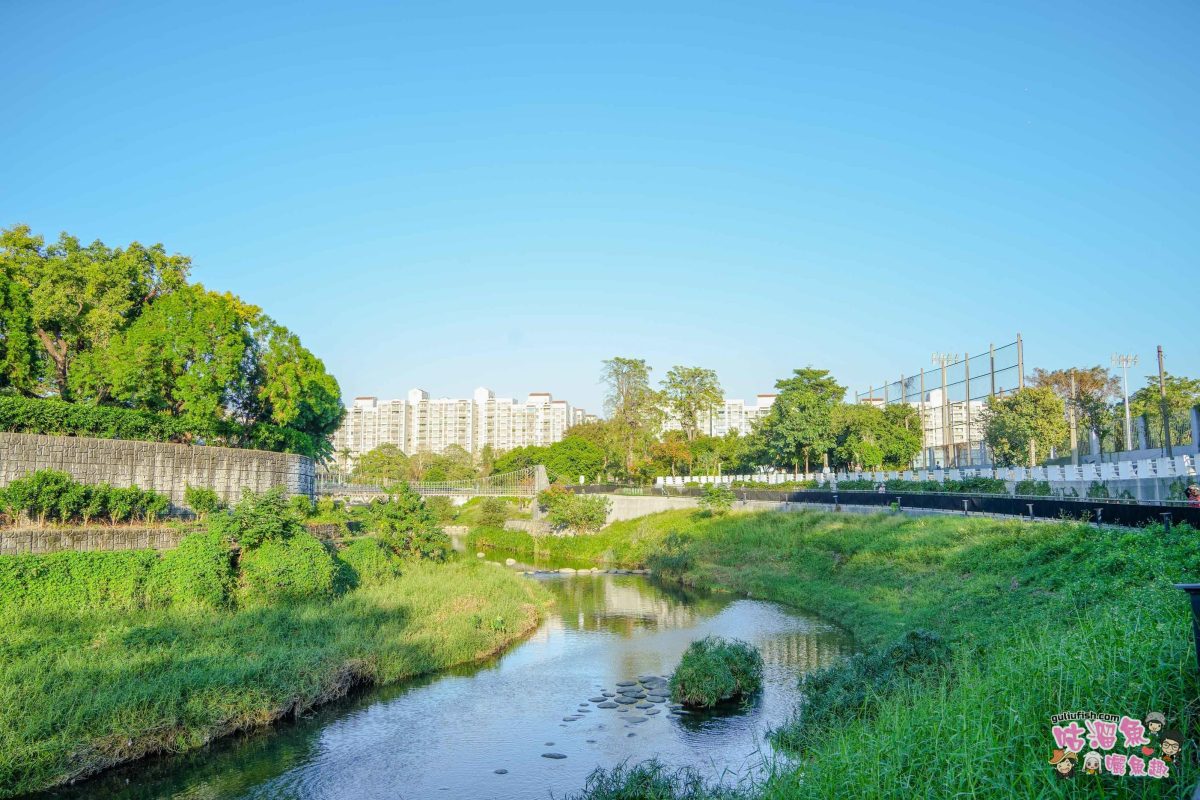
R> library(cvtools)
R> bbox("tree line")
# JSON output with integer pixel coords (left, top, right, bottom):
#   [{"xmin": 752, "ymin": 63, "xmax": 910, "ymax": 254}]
[{"xmin": 0, "ymin": 225, "xmax": 344, "ymax": 458}]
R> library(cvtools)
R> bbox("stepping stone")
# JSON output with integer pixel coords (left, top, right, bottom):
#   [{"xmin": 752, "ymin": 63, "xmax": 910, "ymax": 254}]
[
  {"xmin": 616, "ymin": 680, "xmax": 637, "ymax": 687},
  {"xmin": 578, "ymin": 708, "xmax": 592, "ymax": 712},
  {"xmin": 627, "ymin": 732, "xmax": 637, "ymax": 737},
  {"xmin": 494, "ymin": 768, "xmax": 508, "ymax": 774},
  {"xmin": 602, "ymin": 692, "xmax": 615, "ymax": 698},
  {"xmin": 626, "ymin": 715, "xmax": 648, "ymax": 724},
  {"xmin": 562, "ymin": 716, "xmax": 582, "ymax": 721},
  {"xmin": 668, "ymin": 704, "xmax": 683, "ymax": 710},
  {"xmin": 635, "ymin": 702, "xmax": 653, "ymax": 709},
  {"xmin": 589, "ymin": 697, "xmax": 607, "ymax": 703},
  {"xmin": 545, "ymin": 742, "xmax": 554, "ymax": 746},
  {"xmin": 597, "ymin": 702, "xmax": 617, "ymax": 709},
  {"xmin": 587, "ymin": 739, "xmax": 597, "ymax": 743},
  {"xmin": 615, "ymin": 696, "xmax": 638, "ymax": 704},
  {"xmin": 617, "ymin": 706, "xmax": 629, "ymax": 712},
  {"xmin": 542, "ymin": 753, "xmax": 567, "ymax": 759},
  {"xmin": 645, "ymin": 709, "xmax": 661, "ymax": 715}
]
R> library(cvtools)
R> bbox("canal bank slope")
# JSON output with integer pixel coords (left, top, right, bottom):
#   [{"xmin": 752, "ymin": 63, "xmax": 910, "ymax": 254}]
[
  {"xmin": 476, "ymin": 511, "xmax": 1200, "ymax": 799},
  {"xmin": 0, "ymin": 557, "xmax": 550, "ymax": 798}
]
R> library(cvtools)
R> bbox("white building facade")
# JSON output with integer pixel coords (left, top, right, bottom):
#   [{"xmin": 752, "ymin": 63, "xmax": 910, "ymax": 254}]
[
  {"xmin": 661, "ymin": 395, "xmax": 777, "ymax": 438},
  {"xmin": 331, "ymin": 388, "xmax": 597, "ymax": 467}
]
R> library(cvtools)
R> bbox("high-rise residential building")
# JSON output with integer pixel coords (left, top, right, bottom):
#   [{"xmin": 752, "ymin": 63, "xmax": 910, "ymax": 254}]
[
  {"xmin": 660, "ymin": 395, "xmax": 777, "ymax": 438},
  {"xmin": 331, "ymin": 388, "xmax": 596, "ymax": 469}
]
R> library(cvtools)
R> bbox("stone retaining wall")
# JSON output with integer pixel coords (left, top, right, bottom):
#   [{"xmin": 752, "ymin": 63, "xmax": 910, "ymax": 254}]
[
  {"xmin": 0, "ymin": 432, "xmax": 315, "ymax": 513},
  {"xmin": 0, "ymin": 525, "xmax": 193, "ymax": 555}
]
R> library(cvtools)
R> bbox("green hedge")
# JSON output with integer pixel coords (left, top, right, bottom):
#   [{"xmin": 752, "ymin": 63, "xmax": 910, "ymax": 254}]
[{"xmin": 0, "ymin": 395, "xmax": 322, "ymax": 458}]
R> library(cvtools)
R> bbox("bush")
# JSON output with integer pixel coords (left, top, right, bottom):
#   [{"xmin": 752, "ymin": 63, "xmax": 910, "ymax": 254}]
[
  {"xmin": 478, "ymin": 497, "xmax": 508, "ymax": 528},
  {"xmin": 210, "ymin": 487, "xmax": 305, "ymax": 549},
  {"xmin": 423, "ymin": 495, "xmax": 455, "ymax": 523},
  {"xmin": 0, "ymin": 549, "xmax": 160, "ymax": 610},
  {"xmin": 835, "ymin": 479, "xmax": 875, "ymax": 490},
  {"xmin": 669, "ymin": 636, "xmax": 763, "ymax": 708},
  {"xmin": 0, "ymin": 470, "xmax": 171, "ymax": 526},
  {"xmin": 772, "ymin": 629, "xmax": 951, "ymax": 751},
  {"xmin": 1014, "ymin": 479, "xmax": 1052, "ymax": 496},
  {"xmin": 146, "ymin": 531, "xmax": 236, "ymax": 609},
  {"xmin": 538, "ymin": 487, "xmax": 610, "ymax": 533},
  {"xmin": 288, "ymin": 494, "xmax": 316, "ymax": 518},
  {"xmin": 336, "ymin": 537, "xmax": 404, "ymax": 588},
  {"xmin": 236, "ymin": 533, "xmax": 338, "ymax": 605},
  {"xmin": 697, "ymin": 484, "xmax": 735, "ymax": 516},
  {"xmin": 363, "ymin": 485, "xmax": 450, "ymax": 560},
  {"xmin": 184, "ymin": 485, "xmax": 224, "ymax": 519}
]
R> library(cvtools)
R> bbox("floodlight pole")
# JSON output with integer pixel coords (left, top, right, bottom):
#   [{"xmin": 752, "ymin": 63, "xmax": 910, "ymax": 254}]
[{"xmin": 1112, "ymin": 353, "xmax": 1138, "ymax": 452}]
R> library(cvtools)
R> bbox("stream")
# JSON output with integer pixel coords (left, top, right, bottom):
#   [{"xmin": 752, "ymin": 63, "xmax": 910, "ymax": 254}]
[{"xmin": 39, "ymin": 553, "xmax": 851, "ymax": 800}]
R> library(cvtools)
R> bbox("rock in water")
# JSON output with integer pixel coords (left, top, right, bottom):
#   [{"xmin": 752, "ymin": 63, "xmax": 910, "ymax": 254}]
[
  {"xmin": 589, "ymin": 697, "xmax": 607, "ymax": 703},
  {"xmin": 635, "ymin": 702, "xmax": 653, "ymax": 709},
  {"xmin": 542, "ymin": 753, "xmax": 567, "ymax": 759},
  {"xmin": 597, "ymin": 701, "xmax": 618, "ymax": 709},
  {"xmin": 615, "ymin": 680, "xmax": 637, "ymax": 687},
  {"xmin": 494, "ymin": 769, "xmax": 508, "ymax": 774}
]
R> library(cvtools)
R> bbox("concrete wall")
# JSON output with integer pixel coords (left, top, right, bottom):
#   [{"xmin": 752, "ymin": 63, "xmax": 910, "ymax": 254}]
[
  {"xmin": 605, "ymin": 494, "xmax": 699, "ymax": 523},
  {"xmin": 0, "ymin": 432, "xmax": 315, "ymax": 513}
]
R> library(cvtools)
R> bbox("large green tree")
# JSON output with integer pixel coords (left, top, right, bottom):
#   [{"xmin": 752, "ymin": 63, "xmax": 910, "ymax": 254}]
[
  {"xmin": 601, "ymin": 357, "xmax": 663, "ymax": 474},
  {"xmin": 0, "ymin": 224, "xmax": 189, "ymax": 398},
  {"xmin": 829, "ymin": 403, "xmax": 923, "ymax": 471},
  {"xmin": 0, "ymin": 265, "xmax": 40, "ymax": 395},
  {"xmin": 981, "ymin": 387, "xmax": 1069, "ymax": 467},
  {"xmin": 756, "ymin": 368, "xmax": 845, "ymax": 473},
  {"xmin": 1130, "ymin": 373, "xmax": 1200, "ymax": 449},
  {"xmin": 352, "ymin": 443, "xmax": 411, "ymax": 485},
  {"xmin": 661, "ymin": 366, "xmax": 724, "ymax": 441},
  {"xmin": 1029, "ymin": 366, "xmax": 1120, "ymax": 451}
]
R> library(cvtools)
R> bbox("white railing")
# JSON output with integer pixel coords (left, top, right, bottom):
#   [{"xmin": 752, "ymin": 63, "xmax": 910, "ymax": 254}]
[{"xmin": 655, "ymin": 455, "xmax": 1197, "ymax": 488}]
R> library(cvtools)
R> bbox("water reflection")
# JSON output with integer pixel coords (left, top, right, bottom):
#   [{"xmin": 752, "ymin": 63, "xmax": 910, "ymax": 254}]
[{"xmin": 38, "ymin": 570, "xmax": 851, "ymax": 800}]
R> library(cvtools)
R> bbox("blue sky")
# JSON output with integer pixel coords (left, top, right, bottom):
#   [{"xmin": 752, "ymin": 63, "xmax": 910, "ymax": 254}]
[{"xmin": 3, "ymin": 1, "xmax": 1197, "ymax": 412}]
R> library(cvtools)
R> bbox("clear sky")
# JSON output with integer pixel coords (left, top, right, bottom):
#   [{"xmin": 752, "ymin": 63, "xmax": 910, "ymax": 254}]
[{"xmin": 3, "ymin": 1, "xmax": 1197, "ymax": 412}]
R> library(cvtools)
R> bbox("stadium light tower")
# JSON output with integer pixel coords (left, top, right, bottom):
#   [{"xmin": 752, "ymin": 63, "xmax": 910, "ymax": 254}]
[{"xmin": 1112, "ymin": 353, "xmax": 1138, "ymax": 451}]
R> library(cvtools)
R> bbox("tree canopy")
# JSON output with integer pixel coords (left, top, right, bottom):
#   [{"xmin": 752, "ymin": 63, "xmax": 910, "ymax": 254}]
[
  {"xmin": 981, "ymin": 387, "xmax": 1069, "ymax": 467},
  {"xmin": 661, "ymin": 365, "xmax": 723, "ymax": 441},
  {"xmin": 755, "ymin": 368, "xmax": 845, "ymax": 473},
  {"xmin": 0, "ymin": 225, "xmax": 343, "ymax": 458}
]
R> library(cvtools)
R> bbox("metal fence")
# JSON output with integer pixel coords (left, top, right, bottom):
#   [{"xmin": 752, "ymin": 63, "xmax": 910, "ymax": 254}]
[{"xmin": 854, "ymin": 336, "xmax": 1024, "ymax": 469}]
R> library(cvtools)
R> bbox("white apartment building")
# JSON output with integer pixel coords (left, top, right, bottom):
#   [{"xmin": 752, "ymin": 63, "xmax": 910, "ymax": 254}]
[
  {"xmin": 331, "ymin": 388, "xmax": 595, "ymax": 468},
  {"xmin": 661, "ymin": 395, "xmax": 777, "ymax": 438}
]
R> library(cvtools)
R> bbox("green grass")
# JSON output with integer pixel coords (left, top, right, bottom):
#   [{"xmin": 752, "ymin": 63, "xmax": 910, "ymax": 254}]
[
  {"xmin": 467, "ymin": 513, "xmax": 680, "ymax": 566},
  {"xmin": 544, "ymin": 509, "xmax": 1200, "ymax": 799},
  {"xmin": 670, "ymin": 636, "xmax": 763, "ymax": 708},
  {"xmin": 0, "ymin": 559, "xmax": 549, "ymax": 798}
]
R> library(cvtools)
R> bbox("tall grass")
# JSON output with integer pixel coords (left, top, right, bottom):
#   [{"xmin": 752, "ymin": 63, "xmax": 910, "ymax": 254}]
[
  {"xmin": 0, "ymin": 560, "xmax": 549, "ymax": 798},
  {"xmin": 545, "ymin": 509, "xmax": 1200, "ymax": 799}
]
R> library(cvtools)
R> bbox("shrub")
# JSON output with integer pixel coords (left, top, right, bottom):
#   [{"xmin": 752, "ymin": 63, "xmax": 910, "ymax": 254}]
[
  {"xmin": 423, "ymin": 495, "xmax": 455, "ymax": 523},
  {"xmin": 772, "ymin": 629, "xmax": 950, "ymax": 751},
  {"xmin": 478, "ymin": 497, "xmax": 508, "ymax": 528},
  {"xmin": 835, "ymin": 479, "xmax": 876, "ymax": 490},
  {"xmin": 697, "ymin": 484, "xmax": 735, "ymax": 516},
  {"xmin": 363, "ymin": 486, "xmax": 451, "ymax": 560},
  {"xmin": 237, "ymin": 532, "xmax": 338, "ymax": 605},
  {"xmin": 210, "ymin": 487, "xmax": 304, "ymax": 549},
  {"xmin": 0, "ymin": 549, "xmax": 159, "ymax": 610},
  {"xmin": 538, "ymin": 487, "xmax": 610, "ymax": 533},
  {"xmin": 1014, "ymin": 479, "xmax": 1052, "ymax": 496},
  {"xmin": 646, "ymin": 531, "xmax": 694, "ymax": 579},
  {"xmin": 184, "ymin": 485, "xmax": 224, "ymax": 519},
  {"xmin": 146, "ymin": 531, "xmax": 236, "ymax": 609},
  {"xmin": 0, "ymin": 471, "xmax": 170, "ymax": 526},
  {"xmin": 336, "ymin": 537, "xmax": 404, "ymax": 588},
  {"xmin": 669, "ymin": 636, "xmax": 763, "ymax": 708},
  {"xmin": 288, "ymin": 494, "xmax": 316, "ymax": 518}
]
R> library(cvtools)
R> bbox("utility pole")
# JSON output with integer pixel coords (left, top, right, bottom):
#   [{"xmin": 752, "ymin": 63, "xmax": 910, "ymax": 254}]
[
  {"xmin": 1158, "ymin": 345, "xmax": 1172, "ymax": 457},
  {"xmin": 1112, "ymin": 353, "xmax": 1138, "ymax": 451},
  {"xmin": 1068, "ymin": 370, "xmax": 1079, "ymax": 466},
  {"xmin": 932, "ymin": 353, "xmax": 958, "ymax": 468},
  {"xmin": 919, "ymin": 368, "xmax": 928, "ymax": 469}
]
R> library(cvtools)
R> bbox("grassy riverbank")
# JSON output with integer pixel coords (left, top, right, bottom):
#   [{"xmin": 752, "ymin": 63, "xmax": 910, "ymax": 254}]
[
  {"xmin": 510, "ymin": 510, "xmax": 1200, "ymax": 799},
  {"xmin": 0, "ymin": 557, "xmax": 548, "ymax": 798}
]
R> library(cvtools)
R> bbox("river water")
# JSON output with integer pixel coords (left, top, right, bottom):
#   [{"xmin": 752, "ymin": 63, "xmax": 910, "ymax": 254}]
[{"xmin": 41, "ymin": 556, "xmax": 851, "ymax": 800}]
